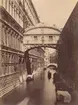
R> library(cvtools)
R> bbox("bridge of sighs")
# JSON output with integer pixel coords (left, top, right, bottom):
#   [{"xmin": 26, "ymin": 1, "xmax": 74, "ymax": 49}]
[{"xmin": 23, "ymin": 23, "xmax": 61, "ymax": 74}]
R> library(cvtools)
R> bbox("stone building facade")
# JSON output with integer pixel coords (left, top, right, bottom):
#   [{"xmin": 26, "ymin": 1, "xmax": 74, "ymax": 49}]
[
  {"xmin": 0, "ymin": 0, "xmax": 39, "ymax": 97},
  {"xmin": 57, "ymin": 2, "xmax": 78, "ymax": 91}
]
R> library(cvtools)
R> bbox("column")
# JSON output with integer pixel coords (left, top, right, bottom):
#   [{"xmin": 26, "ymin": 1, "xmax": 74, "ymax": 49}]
[
  {"xmin": 13, "ymin": 32, "xmax": 16, "ymax": 48},
  {"xmin": 17, "ymin": 9, "xmax": 20, "ymax": 24},
  {"xmin": 7, "ymin": 27, "xmax": 10, "ymax": 47},
  {"xmin": 16, "ymin": 8, "xmax": 18, "ymax": 22},
  {"xmin": 13, "ymin": 54, "xmax": 15, "ymax": 73},
  {"xmin": 18, "ymin": 37, "xmax": 20, "ymax": 50},
  {"xmin": 11, "ymin": 1, "xmax": 14, "ymax": 18},
  {"xmin": 1, "ymin": 52, "xmax": 5, "ymax": 76},
  {"xmin": 12, "ymin": 32, "xmax": 14, "ymax": 48},
  {"xmin": 9, "ymin": 0, "xmax": 12, "ymax": 15},
  {"xmin": 5, "ymin": 29, "xmax": 7, "ymax": 46},
  {"xmin": 18, "ymin": 39, "xmax": 19, "ymax": 50},
  {"xmin": 12, "ymin": 2, "xmax": 15, "ymax": 18},
  {"xmin": 0, "ymin": 22, "xmax": 2, "ymax": 76},
  {"xmin": 9, "ymin": 29, "xmax": 12, "ymax": 48},
  {"xmin": 5, "ymin": 0, "xmax": 7, "ymax": 10},
  {"xmin": 14, "ymin": 34, "xmax": 16, "ymax": 49},
  {"xmin": 1, "ymin": 24, "xmax": 4, "ymax": 45},
  {"xmin": 3, "ymin": 52, "xmax": 6, "ymax": 75},
  {"xmin": 8, "ymin": 0, "xmax": 10, "ymax": 13},
  {"xmin": 3, "ymin": 25, "xmax": 8, "ymax": 46},
  {"xmin": 17, "ymin": 36, "xmax": 19, "ymax": 50},
  {"xmin": 18, "ymin": 10, "xmax": 20, "ymax": 25},
  {"xmin": 2, "ymin": 25, "xmax": 6, "ymax": 46},
  {"xmin": 11, "ymin": 54, "xmax": 13, "ymax": 73},
  {"xmin": 14, "ymin": 6, "xmax": 17, "ymax": 20},
  {"xmin": 6, "ymin": 0, "xmax": 9, "ymax": 12},
  {"xmin": 6, "ymin": 53, "xmax": 9, "ymax": 74},
  {"xmin": 9, "ymin": 54, "xmax": 12, "ymax": 74},
  {"xmin": 20, "ymin": 13, "xmax": 23, "ymax": 27},
  {"xmin": 15, "ymin": 34, "xmax": 18, "ymax": 49},
  {"xmin": 8, "ymin": 53, "xmax": 10, "ymax": 74},
  {"xmin": 6, "ymin": 27, "xmax": 9, "ymax": 47},
  {"xmin": 10, "ymin": 30, "xmax": 13, "ymax": 48}
]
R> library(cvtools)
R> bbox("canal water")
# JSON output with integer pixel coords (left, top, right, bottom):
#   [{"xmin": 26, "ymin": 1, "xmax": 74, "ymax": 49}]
[
  {"xmin": 27, "ymin": 68, "xmax": 56, "ymax": 105},
  {"xmin": 0, "ymin": 68, "xmax": 57, "ymax": 105}
]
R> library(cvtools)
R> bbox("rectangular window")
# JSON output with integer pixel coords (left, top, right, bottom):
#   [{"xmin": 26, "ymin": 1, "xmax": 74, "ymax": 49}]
[
  {"xmin": 34, "ymin": 36, "xmax": 37, "ymax": 40},
  {"xmin": 49, "ymin": 36, "xmax": 53, "ymax": 40}
]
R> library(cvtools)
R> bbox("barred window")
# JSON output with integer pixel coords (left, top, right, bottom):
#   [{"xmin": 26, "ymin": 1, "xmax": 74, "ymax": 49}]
[
  {"xmin": 49, "ymin": 36, "xmax": 53, "ymax": 40},
  {"xmin": 34, "ymin": 36, "xmax": 37, "ymax": 40}
]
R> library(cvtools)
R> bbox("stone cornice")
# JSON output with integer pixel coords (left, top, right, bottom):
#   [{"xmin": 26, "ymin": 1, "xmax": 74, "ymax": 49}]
[
  {"xmin": 24, "ymin": 33, "xmax": 60, "ymax": 36},
  {"xmin": 1, "ymin": 45, "xmax": 24, "ymax": 55},
  {"xmin": 0, "ymin": 19, "xmax": 23, "ymax": 38}
]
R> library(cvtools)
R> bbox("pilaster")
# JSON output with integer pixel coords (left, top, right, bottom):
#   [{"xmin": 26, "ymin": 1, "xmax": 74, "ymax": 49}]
[{"xmin": 0, "ymin": 22, "xmax": 2, "ymax": 75}]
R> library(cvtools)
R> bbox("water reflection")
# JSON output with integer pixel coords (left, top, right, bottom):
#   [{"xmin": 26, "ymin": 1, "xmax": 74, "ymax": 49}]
[
  {"xmin": 27, "ymin": 68, "xmax": 57, "ymax": 105},
  {"xmin": 41, "ymin": 68, "xmax": 56, "ymax": 105}
]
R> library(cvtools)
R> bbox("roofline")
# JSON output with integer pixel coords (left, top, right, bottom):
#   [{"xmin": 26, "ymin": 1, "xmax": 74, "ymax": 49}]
[
  {"xmin": 17, "ymin": 0, "xmax": 34, "ymax": 26},
  {"xmin": 29, "ymin": 0, "xmax": 40, "ymax": 23},
  {"xmin": 25, "ymin": 0, "xmax": 40, "ymax": 24},
  {"xmin": 25, "ymin": 26, "xmax": 61, "ymax": 33},
  {"xmin": 24, "ymin": 33, "xmax": 60, "ymax": 36},
  {"xmin": 61, "ymin": 2, "xmax": 78, "ymax": 33}
]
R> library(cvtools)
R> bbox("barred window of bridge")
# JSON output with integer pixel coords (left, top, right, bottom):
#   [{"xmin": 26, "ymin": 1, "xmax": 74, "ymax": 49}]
[
  {"xmin": 34, "ymin": 36, "xmax": 38, "ymax": 40},
  {"xmin": 49, "ymin": 36, "xmax": 53, "ymax": 40}
]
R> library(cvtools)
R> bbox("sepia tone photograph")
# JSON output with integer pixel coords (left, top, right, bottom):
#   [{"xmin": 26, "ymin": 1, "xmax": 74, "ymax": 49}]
[{"xmin": 0, "ymin": 0, "xmax": 78, "ymax": 105}]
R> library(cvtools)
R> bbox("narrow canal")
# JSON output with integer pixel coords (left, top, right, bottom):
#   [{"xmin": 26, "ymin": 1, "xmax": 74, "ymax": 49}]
[{"xmin": 27, "ymin": 68, "xmax": 56, "ymax": 105}]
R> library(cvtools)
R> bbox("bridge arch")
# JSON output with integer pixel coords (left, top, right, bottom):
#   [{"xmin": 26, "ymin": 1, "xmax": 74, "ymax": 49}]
[
  {"xmin": 23, "ymin": 23, "xmax": 61, "ymax": 74},
  {"xmin": 24, "ymin": 44, "xmax": 57, "ymax": 52},
  {"xmin": 25, "ymin": 25, "xmax": 61, "ymax": 33},
  {"xmin": 24, "ymin": 45, "xmax": 57, "ymax": 75}
]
